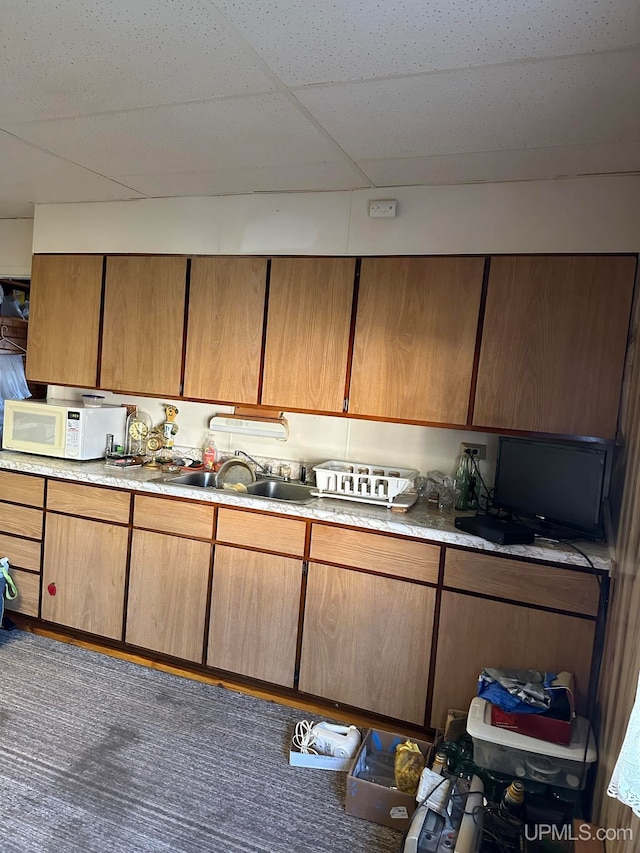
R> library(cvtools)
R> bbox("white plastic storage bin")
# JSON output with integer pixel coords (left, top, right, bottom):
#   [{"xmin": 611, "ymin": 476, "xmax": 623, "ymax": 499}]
[
  {"xmin": 313, "ymin": 461, "xmax": 418, "ymax": 501},
  {"xmin": 467, "ymin": 698, "xmax": 596, "ymax": 790}
]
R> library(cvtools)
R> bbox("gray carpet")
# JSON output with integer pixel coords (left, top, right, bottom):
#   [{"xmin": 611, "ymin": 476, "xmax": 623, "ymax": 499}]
[{"xmin": 0, "ymin": 629, "xmax": 404, "ymax": 853}]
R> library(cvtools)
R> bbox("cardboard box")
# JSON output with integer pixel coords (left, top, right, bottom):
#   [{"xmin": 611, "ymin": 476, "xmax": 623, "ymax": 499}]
[
  {"xmin": 345, "ymin": 729, "xmax": 433, "ymax": 831},
  {"xmin": 489, "ymin": 672, "xmax": 575, "ymax": 746}
]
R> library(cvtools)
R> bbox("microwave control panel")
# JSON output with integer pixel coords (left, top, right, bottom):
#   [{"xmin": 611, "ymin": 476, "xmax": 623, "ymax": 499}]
[{"xmin": 65, "ymin": 411, "xmax": 81, "ymax": 456}]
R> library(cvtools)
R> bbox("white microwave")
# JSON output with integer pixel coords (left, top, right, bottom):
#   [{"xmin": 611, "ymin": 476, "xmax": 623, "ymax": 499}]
[{"xmin": 2, "ymin": 399, "xmax": 127, "ymax": 460}]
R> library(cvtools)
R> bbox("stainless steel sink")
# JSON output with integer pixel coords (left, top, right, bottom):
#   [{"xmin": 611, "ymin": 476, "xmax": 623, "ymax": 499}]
[
  {"xmin": 166, "ymin": 471, "xmax": 218, "ymax": 488},
  {"xmin": 164, "ymin": 472, "xmax": 316, "ymax": 504},
  {"xmin": 246, "ymin": 479, "xmax": 315, "ymax": 503}
]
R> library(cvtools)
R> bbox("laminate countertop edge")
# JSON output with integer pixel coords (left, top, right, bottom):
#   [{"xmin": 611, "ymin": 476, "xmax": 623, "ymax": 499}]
[{"xmin": 0, "ymin": 452, "xmax": 613, "ymax": 573}]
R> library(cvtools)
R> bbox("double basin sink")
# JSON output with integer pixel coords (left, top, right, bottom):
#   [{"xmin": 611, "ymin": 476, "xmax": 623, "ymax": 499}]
[{"xmin": 164, "ymin": 471, "xmax": 316, "ymax": 505}]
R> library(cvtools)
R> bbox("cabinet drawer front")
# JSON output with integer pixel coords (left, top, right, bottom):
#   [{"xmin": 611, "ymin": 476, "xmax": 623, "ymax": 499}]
[
  {"xmin": 0, "ymin": 471, "xmax": 45, "ymax": 507},
  {"xmin": 0, "ymin": 502, "xmax": 43, "ymax": 539},
  {"xmin": 47, "ymin": 481, "xmax": 131, "ymax": 524},
  {"xmin": 0, "ymin": 533, "xmax": 41, "ymax": 572},
  {"xmin": 444, "ymin": 548, "xmax": 600, "ymax": 616},
  {"xmin": 134, "ymin": 495, "xmax": 215, "ymax": 539},
  {"xmin": 5, "ymin": 568, "xmax": 40, "ymax": 617},
  {"xmin": 310, "ymin": 525, "xmax": 440, "ymax": 583},
  {"xmin": 216, "ymin": 508, "xmax": 306, "ymax": 557}
]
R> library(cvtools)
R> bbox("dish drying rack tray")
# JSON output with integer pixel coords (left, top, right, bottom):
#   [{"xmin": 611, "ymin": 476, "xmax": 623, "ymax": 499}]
[{"xmin": 312, "ymin": 460, "xmax": 418, "ymax": 507}]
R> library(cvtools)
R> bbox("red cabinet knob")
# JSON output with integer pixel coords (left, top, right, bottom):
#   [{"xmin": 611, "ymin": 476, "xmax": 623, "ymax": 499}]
[{"xmin": 47, "ymin": 583, "xmax": 57, "ymax": 596}]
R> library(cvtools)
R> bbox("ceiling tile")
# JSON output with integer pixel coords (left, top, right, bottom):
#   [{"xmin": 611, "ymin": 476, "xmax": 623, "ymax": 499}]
[
  {"xmin": 0, "ymin": 176, "xmax": 145, "ymax": 205},
  {"xmin": 114, "ymin": 162, "xmax": 369, "ymax": 196},
  {"xmin": 0, "ymin": 0, "xmax": 275, "ymax": 123},
  {"xmin": 213, "ymin": 0, "xmax": 640, "ymax": 85},
  {"xmin": 9, "ymin": 94, "xmax": 351, "ymax": 177},
  {"xmin": 295, "ymin": 50, "xmax": 640, "ymax": 160},
  {"xmin": 0, "ymin": 131, "xmax": 134, "ymax": 185},
  {"xmin": 359, "ymin": 141, "xmax": 640, "ymax": 187}
]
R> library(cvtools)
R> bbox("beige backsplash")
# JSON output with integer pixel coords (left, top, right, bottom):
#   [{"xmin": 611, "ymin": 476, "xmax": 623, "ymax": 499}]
[{"xmin": 47, "ymin": 385, "xmax": 498, "ymax": 484}]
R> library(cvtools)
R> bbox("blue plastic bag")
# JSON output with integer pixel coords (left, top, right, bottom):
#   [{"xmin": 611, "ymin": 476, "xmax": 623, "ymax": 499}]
[{"xmin": 478, "ymin": 668, "xmax": 557, "ymax": 714}]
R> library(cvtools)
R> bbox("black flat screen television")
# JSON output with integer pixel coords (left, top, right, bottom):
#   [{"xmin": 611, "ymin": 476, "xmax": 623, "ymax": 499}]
[{"xmin": 492, "ymin": 436, "xmax": 609, "ymax": 541}]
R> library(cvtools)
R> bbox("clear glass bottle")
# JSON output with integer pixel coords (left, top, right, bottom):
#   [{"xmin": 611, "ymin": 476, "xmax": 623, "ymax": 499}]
[
  {"xmin": 454, "ymin": 451, "xmax": 479, "ymax": 511},
  {"xmin": 202, "ymin": 432, "xmax": 218, "ymax": 470},
  {"xmin": 454, "ymin": 452, "xmax": 472, "ymax": 510}
]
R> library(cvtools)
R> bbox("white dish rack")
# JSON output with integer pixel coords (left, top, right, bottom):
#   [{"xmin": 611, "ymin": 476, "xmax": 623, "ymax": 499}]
[{"xmin": 312, "ymin": 460, "xmax": 418, "ymax": 506}]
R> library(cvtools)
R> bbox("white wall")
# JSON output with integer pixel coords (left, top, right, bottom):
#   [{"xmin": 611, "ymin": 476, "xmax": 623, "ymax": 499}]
[
  {"xmin": 33, "ymin": 175, "xmax": 640, "ymax": 256},
  {"xmin": 35, "ymin": 174, "xmax": 640, "ymax": 480},
  {"xmin": 0, "ymin": 219, "xmax": 33, "ymax": 276},
  {"xmin": 47, "ymin": 386, "xmax": 498, "ymax": 484}
]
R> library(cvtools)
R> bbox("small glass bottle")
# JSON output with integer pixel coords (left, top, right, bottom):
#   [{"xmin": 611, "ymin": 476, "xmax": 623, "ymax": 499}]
[
  {"xmin": 500, "ymin": 779, "xmax": 525, "ymax": 819},
  {"xmin": 431, "ymin": 750, "xmax": 449, "ymax": 776},
  {"xmin": 202, "ymin": 432, "xmax": 218, "ymax": 470}
]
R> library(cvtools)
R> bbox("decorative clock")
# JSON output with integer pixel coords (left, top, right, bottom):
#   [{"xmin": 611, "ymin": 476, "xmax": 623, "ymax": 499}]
[{"xmin": 125, "ymin": 409, "xmax": 152, "ymax": 455}]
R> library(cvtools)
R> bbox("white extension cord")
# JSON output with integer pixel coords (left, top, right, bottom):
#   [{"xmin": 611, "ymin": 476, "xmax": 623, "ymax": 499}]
[
  {"xmin": 293, "ymin": 720, "xmax": 320, "ymax": 755},
  {"xmin": 292, "ymin": 720, "xmax": 362, "ymax": 758}
]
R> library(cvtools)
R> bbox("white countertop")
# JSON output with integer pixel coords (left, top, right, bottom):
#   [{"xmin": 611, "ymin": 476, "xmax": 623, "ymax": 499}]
[{"xmin": 0, "ymin": 452, "xmax": 613, "ymax": 573}]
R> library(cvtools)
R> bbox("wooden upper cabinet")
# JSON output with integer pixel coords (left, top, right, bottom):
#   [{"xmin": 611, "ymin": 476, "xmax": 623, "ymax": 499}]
[
  {"xmin": 261, "ymin": 257, "xmax": 355, "ymax": 412},
  {"xmin": 100, "ymin": 256, "xmax": 187, "ymax": 396},
  {"xmin": 183, "ymin": 257, "xmax": 267, "ymax": 403},
  {"xmin": 349, "ymin": 257, "xmax": 484, "ymax": 424},
  {"xmin": 473, "ymin": 255, "xmax": 636, "ymax": 438},
  {"xmin": 27, "ymin": 254, "xmax": 103, "ymax": 386}
]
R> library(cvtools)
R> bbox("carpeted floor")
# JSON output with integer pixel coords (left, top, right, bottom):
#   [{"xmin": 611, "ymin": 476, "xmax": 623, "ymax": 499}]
[{"xmin": 1, "ymin": 629, "xmax": 404, "ymax": 853}]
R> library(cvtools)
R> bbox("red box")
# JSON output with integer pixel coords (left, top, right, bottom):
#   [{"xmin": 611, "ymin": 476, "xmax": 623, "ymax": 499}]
[{"xmin": 489, "ymin": 672, "xmax": 575, "ymax": 746}]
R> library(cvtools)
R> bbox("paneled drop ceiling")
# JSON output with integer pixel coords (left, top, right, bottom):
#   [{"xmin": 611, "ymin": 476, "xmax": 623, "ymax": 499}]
[{"xmin": 0, "ymin": 0, "xmax": 638, "ymax": 218}]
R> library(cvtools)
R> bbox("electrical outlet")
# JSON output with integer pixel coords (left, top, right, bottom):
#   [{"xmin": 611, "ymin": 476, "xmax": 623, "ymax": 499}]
[
  {"xmin": 368, "ymin": 199, "xmax": 397, "ymax": 218},
  {"xmin": 460, "ymin": 442, "xmax": 487, "ymax": 460}
]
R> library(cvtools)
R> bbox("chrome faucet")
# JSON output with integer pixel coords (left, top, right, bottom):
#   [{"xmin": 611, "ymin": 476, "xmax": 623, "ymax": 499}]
[{"xmin": 234, "ymin": 450, "xmax": 270, "ymax": 477}]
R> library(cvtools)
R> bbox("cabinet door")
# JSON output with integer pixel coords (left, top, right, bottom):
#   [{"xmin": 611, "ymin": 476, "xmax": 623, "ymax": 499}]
[
  {"xmin": 207, "ymin": 545, "xmax": 302, "ymax": 687},
  {"xmin": 101, "ymin": 256, "xmax": 187, "ymax": 395},
  {"xmin": 41, "ymin": 514, "xmax": 128, "ymax": 640},
  {"xmin": 5, "ymin": 568, "xmax": 40, "ymax": 618},
  {"xmin": 349, "ymin": 257, "xmax": 484, "ymax": 423},
  {"xmin": 473, "ymin": 255, "xmax": 636, "ymax": 438},
  {"xmin": 430, "ymin": 591, "xmax": 596, "ymax": 729},
  {"xmin": 27, "ymin": 254, "xmax": 103, "ymax": 386},
  {"xmin": 184, "ymin": 257, "xmax": 267, "ymax": 403},
  {"xmin": 299, "ymin": 563, "xmax": 435, "ymax": 724},
  {"xmin": 126, "ymin": 530, "xmax": 211, "ymax": 662},
  {"xmin": 261, "ymin": 257, "xmax": 355, "ymax": 412}
]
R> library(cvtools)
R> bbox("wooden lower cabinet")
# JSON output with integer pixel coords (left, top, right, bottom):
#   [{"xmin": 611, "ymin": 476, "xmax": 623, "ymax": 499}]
[
  {"xmin": 5, "ymin": 568, "xmax": 40, "ymax": 617},
  {"xmin": 298, "ymin": 563, "xmax": 435, "ymax": 725},
  {"xmin": 126, "ymin": 530, "xmax": 212, "ymax": 662},
  {"xmin": 41, "ymin": 514, "xmax": 129, "ymax": 640},
  {"xmin": 207, "ymin": 545, "xmax": 302, "ymax": 687},
  {"xmin": 430, "ymin": 591, "xmax": 597, "ymax": 729}
]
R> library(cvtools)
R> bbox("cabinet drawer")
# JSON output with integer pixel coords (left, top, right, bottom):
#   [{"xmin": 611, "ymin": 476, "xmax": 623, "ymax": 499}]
[
  {"xmin": 0, "ymin": 533, "xmax": 41, "ymax": 572},
  {"xmin": 216, "ymin": 508, "xmax": 306, "ymax": 557},
  {"xmin": 134, "ymin": 495, "xmax": 215, "ymax": 539},
  {"xmin": 444, "ymin": 548, "xmax": 600, "ymax": 616},
  {"xmin": 0, "ymin": 502, "xmax": 43, "ymax": 540},
  {"xmin": 5, "ymin": 568, "xmax": 40, "ymax": 617},
  {"xmin": 47, "ymin": 481, "xmax": 131, "ymax": 524},
  {"xmin": 0, "ymin": 471, "xmax": 45, "ymax": 507},
  {"xmin": 310, "ymin": 525, "xmax": 440, "ymax": 584}
]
